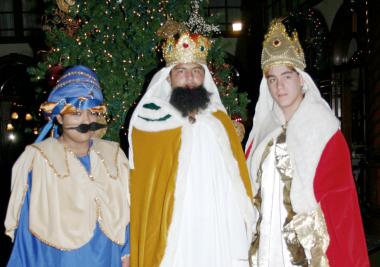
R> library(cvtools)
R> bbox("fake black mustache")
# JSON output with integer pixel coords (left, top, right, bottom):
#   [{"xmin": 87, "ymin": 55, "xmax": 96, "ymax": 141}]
[{"xmin": 64, "ymin": 122, "xmax": 107, "ymax": 133}]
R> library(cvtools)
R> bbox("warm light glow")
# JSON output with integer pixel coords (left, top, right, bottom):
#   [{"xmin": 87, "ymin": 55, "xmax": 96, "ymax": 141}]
[
  {"xmin": 7, "ymin": 123, "xmax": 14, "ymax": 131},
  {"xmin": 232, "ymin": 22, "xmax": 242, "ymax": 32},
  {"xmin": 11, "ymin": 112, "xmax": 19, "ymax": 120},
  {"xmin": 33, "ymin": 129, "xmax": 39, "ymax": 135},
  {"xmin": 25, "ymin": 113, "xmax": 33, "ymax": 121},
  {"xmin": 8, "ymin": 133, "xmax": 16, "ymax": 141}
]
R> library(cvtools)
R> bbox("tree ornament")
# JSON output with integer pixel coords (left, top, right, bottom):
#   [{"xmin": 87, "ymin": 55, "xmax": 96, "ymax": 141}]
[
  {"xmin": 64, "ymin": 17, "xmax": 81, "ymax": 37},
  {"xmin": 46, "ymin": 65, "xmax": 64, "ymax": 88},
  {"xmin": 57, "ymin": 0, "xmax": 76, "ymax": 13},
  {"xmin": 231, "ymin": 115, "xmax": 245, "ymax": 142},
  {"xmin": 42, "ymin": 9, "xmax": 80, "ymax": 37},
  {"xmin": 29, "ymin": 0, "xmax": 249, "ymax": 141},
  {"xmin": 184, "ymin": 0, "xmax": 220, "ymax": 35}
]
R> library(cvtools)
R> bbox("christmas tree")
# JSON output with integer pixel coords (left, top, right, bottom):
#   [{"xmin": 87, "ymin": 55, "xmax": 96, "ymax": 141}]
[{"xmin": 29, "ymin": 0, "xmax": 249, "ymax": 141}]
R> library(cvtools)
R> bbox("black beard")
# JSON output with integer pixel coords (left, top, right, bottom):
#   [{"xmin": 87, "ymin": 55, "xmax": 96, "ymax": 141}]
[
  {"xmin": 64, "ymin": 122, "xmax": 107, "ymax": 133},
  {"xmin": 169, "ymin": 86, "xmax": 211, "ymax": 117}
]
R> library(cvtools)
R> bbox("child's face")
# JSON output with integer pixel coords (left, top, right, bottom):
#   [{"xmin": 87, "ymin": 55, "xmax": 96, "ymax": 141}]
[{"xmin": 57, "ymin": 109, "xmax": 99, "ymax": 144}]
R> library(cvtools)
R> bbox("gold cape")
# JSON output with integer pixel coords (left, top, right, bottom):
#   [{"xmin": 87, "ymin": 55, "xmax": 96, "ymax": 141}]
[{"xmin": 130, "ymin": 110, "xmax": 252, "ymax": 267}]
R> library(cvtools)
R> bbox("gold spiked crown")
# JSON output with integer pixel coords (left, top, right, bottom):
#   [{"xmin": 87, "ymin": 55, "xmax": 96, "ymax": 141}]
[
  {"xmin": 162, "ymin": 32, "xmax": 210, "ymax": 66},
  {"xmin": 261, "ymin": 20, "xmax": 306, "ymax": 72}
]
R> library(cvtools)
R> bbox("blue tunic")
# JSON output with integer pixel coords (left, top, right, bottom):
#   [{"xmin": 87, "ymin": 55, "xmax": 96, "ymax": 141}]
[{"xmin": 7, "ymin": 155, "xmax": 130, "ymax": 267}]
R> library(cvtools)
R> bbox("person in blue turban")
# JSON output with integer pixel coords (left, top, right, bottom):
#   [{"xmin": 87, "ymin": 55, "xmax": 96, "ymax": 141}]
[{"xmin": 4, "ymin": 65, "xmax": 131, "ymax": 267}]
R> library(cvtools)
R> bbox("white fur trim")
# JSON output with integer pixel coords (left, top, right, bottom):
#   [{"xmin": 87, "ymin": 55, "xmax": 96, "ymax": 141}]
[
  {"xmin": 246, "ymin": 69, "xmax": 339, "ymax": 213},
  {"xmin": 128, "ymin": 64, "xmax": 226, "ymax": 169}
]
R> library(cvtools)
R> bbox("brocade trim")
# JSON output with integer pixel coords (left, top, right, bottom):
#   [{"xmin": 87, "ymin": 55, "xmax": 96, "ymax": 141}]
[
  {"xmin": 275, "ymin": 127, "xmax": 307, "ymax": 266},
  {"xmin": 92, "ymin": 147, "xmax": 119, "ymax": 180},
  {"xmin": 53, "ymin": 79, "xmax": 100, "ymax": 90},
  {"xmin": 18, "ymin": 141, "xmax": 125, "ymax": 250},
  {"xmin": 31, "ymin": 144, "xmax": 70, "ymax": 179},
  {"xmin": 249, "ymin": 139, "xmax": 273, "ymax": 267},
  {"xmin": 57, "ymin": 71, "xmax": 98, "ymax": 83},
  {"xmin": 65, "ymin": 146, "xmax": 95, "ymax": 180},
  {"xmin": 28, "ymin": 199, "xmax": 125, "ymax": 251},
  {"xmin": 249, "ymin": 127, "xmax": 330, "ymax": 267},
  {"xmin": 283, "ymin": 207, "xmax": 330, "ymax": 267},
  {"xmin": 31, "ymin": 142, "xmax": 120, "ymax": 181},
  {"xmin": 95, "ymin": 199, "xmax": 124, "ymax": 245},
  {"xmin": 29, "ymin": 228, "xmax": 75, "ymax": 251}
]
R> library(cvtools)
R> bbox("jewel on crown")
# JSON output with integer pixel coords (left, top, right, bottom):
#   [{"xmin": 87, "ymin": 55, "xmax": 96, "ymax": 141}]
[{"xmin": 162, "ymin": 32, "xmax": 210, "ymax": 66}]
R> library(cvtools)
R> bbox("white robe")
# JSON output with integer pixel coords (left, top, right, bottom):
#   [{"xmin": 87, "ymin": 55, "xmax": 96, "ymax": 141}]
[
  {"xmin": 160, "ymin": 113, "xmax": 252, "ymax": 267},
  {"xmin": 257, "ymin": 137, "xmax": 295, "ymax": 267}
]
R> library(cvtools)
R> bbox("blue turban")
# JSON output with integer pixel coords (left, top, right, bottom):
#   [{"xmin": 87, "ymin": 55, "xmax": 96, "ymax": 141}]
[
  {"xmin": 36, "ymin": 65, "xmax": 106, "ymax": 143},
  {"xmin": 47, "ymin": 65, "xmax": 103, "ymax": 103}
]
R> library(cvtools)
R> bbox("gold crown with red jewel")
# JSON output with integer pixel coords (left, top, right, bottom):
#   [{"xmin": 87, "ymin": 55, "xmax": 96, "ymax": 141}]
[
  {"xmin": 261, "ymin": 19, "xmax": 306, "ymax": 72},
  {"xmin": 162, "ymin": 32, "xmax": 210, "ymax": 66}
]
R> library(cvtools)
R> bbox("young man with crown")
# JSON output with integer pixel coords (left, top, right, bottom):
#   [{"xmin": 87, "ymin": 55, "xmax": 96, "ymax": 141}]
[
  {"xmin": 4, "ymin": 65, "xmax": 130, "ymax": 267},
  {"xmin": 245, "ymin": 20, "xmax": 369, "ymax": 266},
  {"xmin": 128, "ymin": 32, "xmax": 256, "ymax": 267}
]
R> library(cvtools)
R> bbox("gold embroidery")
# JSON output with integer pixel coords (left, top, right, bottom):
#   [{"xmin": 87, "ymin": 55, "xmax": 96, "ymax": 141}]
[
  {"xmin": 249, "ymin": 139, "xmax": 273, "ymax": 267},
  {"xmin": 92, "ymin": 149, "xmax": 119, "ymax": 180},
  {"xmin": 250, "ymin": 127, "xmax": 329, "ymax": 266},
  {"xmin": 31, "ymin": 144, "xmax": 70, "ymax": 179},
  {"xmin": 64, "ymin": 145, "xmax": 96, "ymax": 181},
  {"xmin": 275, "ymin": 127, "xmax": 307, "ymax": 266},
  {"xmin": 62, "ymin": 141, "xmax": 121, "ymax": 181},
  {"xmin": 27, "ymin": 199, "xmax": 125, "ymax": 250},
  {"xmin": 57, "ymin": 71, "xmax": 98, "ymax": 84},
  {"xmin": 283, "ymin": 207, "xmax": 330, "ymax": 266},
  {"xmin": 31, "ymin": 140, "xmax": 120, "ymax": 181},
  {"xmin": 29, "ymin": 229, "xmax": 75, "ymax": 251},
  {"xmin": 95, "ymin": 200, "xmax": 125, "ymax": 245},
  {"xmin": 27, "ymin": 139, "xmax": 126, "ymax": 248}
]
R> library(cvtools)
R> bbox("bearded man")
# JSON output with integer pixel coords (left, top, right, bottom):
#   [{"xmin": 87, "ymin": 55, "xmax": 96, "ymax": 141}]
[{"xmin": 128, "ymin": 32, "xmax": 256, "ymax": 267}]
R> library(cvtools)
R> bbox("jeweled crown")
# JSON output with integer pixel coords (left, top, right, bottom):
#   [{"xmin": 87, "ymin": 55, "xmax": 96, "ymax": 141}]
[
  {"xmin": 162, "ymin": 32, "xmax": 210, "ymax": 66},
  {"xmin": 261, "ymin": 20, "xmax": 306, "ymax": 72}
]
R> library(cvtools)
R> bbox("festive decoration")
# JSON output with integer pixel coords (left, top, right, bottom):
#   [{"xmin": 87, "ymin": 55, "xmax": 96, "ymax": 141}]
[
  {"xmin": 11, "ymin": 112, "xmax": 19, "ymax": 120},
  {"xmin": 184, "ymin": 0, "xmax": 220, "ymax": 35},
  {"xmin": 42, "ymin": 9, "xmax": 81, "ymax": 37},
  {"xmin": 232, "ymin": 116, "xmax": 245, "ymax": 141},
  {"xmin": 25, "ymin": 113, "xmax": 33, "ymax": 121},
  {"xmin": 208, "ymin": 62, "xmax": 249, "ymax": 120},
  {"xmin": 56, "ymin": 0, "xmax": 75, "ymax": 13},
  {"xmin": 29, "ymin": 0, "xmax": 249, "ymax": 141},
  {"xmin": 46, "ymin": 64, "xmax": 64, "ymax": 88},
  {"xmin": 286, "ymin": 8, "xmax": 329, "ymax": 75}
]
